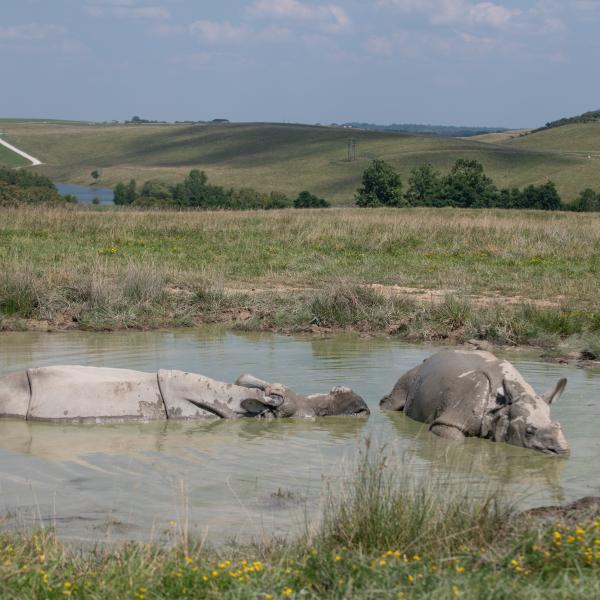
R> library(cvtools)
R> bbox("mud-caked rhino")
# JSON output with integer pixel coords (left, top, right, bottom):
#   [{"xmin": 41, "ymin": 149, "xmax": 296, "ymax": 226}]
[
  {"xmin": 380, "ymin": 349, "xmax": 569, "ymax": 455},
  {"xmin": 0, "ymin": 366, "xmax": 369, "ymax": 423}
]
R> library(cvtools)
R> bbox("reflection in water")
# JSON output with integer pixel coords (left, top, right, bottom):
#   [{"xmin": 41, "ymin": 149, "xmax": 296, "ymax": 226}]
[{"xmin": 0, "ymin": 329, "xmax": 599, "ymax": 545}]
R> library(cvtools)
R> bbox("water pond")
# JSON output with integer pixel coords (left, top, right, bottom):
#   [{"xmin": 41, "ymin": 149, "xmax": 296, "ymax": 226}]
[
  {"xmin": 56, "ymin": 183, "xmax": 114, "ymax": 205},
  {"xmin": 0, "ymin": 329, "xmax": 598, "ymax": 546}
]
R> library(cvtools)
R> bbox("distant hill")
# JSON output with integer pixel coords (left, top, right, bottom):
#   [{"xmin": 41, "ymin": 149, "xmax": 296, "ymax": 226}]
[
  {"xmin": 1, "ymin": 120, "xmax": 598, "ymax": 203},
  {"xmin": 539, "ymin": 109, "xmax": 600, "ymax": 131},
  {"xmin": 341, "ymin": 122, "xmax": 509, "ymax": 137}
]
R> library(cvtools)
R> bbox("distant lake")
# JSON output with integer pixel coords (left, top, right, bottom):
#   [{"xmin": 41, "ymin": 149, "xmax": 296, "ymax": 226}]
[{"xmin": 56, "ymin": 183, "xmax": 114, "ymax": 205}]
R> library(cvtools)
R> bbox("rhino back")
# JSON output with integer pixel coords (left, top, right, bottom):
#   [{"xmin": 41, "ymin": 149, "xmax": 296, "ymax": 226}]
[
  {"xmin": 27, "ymin": 366, "xmax": 166, "ymax": 422},
  {"xmin": 158, "ymin": 370, "xmax": 264, "ymax": 419},
  {"xmin": 404, "ymin": 350, "xmax": 504, "ymax": 434},
  {"xmin": 0, "ymin": 371, "xmax": 31, "ymax": 419}
]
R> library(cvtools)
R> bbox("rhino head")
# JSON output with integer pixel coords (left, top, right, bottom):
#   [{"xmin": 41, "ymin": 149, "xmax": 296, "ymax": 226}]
[
  {"xmin": 496, "ymin": 377, "xmax": 569, "ymax": 456},
  {"xmin": 235, "ymin": 375, "xmax": 369, "ymax": 418}
]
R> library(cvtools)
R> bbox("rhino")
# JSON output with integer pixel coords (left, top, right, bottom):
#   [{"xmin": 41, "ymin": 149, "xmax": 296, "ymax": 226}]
[
  {"xmin": 0, "ymin": 366, "xmax": 369, "ymax": 423},
  {"xmin": 380, "ymin": 349, "xmax": 569, "ymax": 455}
]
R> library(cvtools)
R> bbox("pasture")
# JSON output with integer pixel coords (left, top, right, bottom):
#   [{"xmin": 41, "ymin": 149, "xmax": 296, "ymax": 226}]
[{"xmin": 1, "ymin": 120, "xmax": 599, "ymax": 203}]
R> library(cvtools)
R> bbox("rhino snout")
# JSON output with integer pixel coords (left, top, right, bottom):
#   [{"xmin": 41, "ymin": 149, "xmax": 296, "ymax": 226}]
[{"xmin": 531, "ymin": 422, "xmax": 570, "ymax": 456}]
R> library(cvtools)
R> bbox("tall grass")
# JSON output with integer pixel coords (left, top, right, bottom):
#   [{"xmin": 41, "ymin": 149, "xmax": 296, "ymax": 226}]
[{"xmin": 319, "ymin": 440, "xmax": 509, "ymax": 555}]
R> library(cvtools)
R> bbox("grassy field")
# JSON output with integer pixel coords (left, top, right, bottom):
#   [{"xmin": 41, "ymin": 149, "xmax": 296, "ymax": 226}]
[
  {"xmin": 1, "ymin": 120, "xmax": 598, "ymax": 203},
  {"xmin": 508, "ymin": 123, "xmax": 600, "ymax": 154},
  {"xmin": 0, "ymin": 446, "xmax": 598, "ymax": 599},
  {"xmin": 0, "ymin": 143, "xmax": 28, "ymax": 168},
  {"xmin": 2, "ymin": 206, "xmax": 600, "ymax": 352}
]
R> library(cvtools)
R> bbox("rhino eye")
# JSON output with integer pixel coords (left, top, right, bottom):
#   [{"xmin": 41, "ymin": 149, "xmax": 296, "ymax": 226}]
[{"xmin": 525, "ymin": 425, "xmax": 537, "ymax": 436}]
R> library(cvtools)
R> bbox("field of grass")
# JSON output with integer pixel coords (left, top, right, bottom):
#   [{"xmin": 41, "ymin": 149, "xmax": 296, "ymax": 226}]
[
  {"xmin": 508, "ymin": 122, "xmax": 600, "ymax": 154},
  {"xmin": 2, "ymin": 206, "xmax": 600, "ymax": 352},
  {"xmin": 0, "ymin": 446, "xmax": 598, "ymax": 599},
  {"xmin": 1, "ymin": 120, "xmax": 598, "ymax": 203},
  {"xmin": 0, "ymin": 143, "xmax": 28, "ymax": 168}
]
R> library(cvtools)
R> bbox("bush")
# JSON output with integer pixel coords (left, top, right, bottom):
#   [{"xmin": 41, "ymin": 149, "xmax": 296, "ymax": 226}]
[
  {"xmin": 113, "ymin": 180, "xmax": 137, "ymax": 205},
  {"xmin": 294, "ymin": 190, "xmax": 329, "ymax": 208},
  {"xmin": 441, "ymin": 159, "xmax": 498, "ymax": 208},
  {"xmin": 356, "ymin": 159, "xmax": 405, "ymax": 207},
  {"xmin": 405, "ymin": 163, "xmax": 443, "ymax": 206},
  {"xmin": 572, "ymin": 188, "xmax": 600, "ymax": 212}
]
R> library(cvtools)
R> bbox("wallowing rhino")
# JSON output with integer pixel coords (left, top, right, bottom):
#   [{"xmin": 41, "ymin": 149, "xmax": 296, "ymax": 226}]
[
  {"xmin": 0, "ymin": 366, "xmax": 369, "ymax": 423},
  {"xmin": 380, "ymin": 349, "xmax": 569, "ymax": 456}
]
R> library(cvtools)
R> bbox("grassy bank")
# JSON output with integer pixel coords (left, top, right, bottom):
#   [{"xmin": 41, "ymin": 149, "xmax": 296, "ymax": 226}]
[
  {"xmin": 1, "ymin": 121, "xmax": 598, "ymax": 202},
  {"xmin": 0, "ymin": 447, "xmax": 598, "ymax": 599},
  {"xmin": 2, "ymin": 206, "xmax": 600, "ymax": 353}
]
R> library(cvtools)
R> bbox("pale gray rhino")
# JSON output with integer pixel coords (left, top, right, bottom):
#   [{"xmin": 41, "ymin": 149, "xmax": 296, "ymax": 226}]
[
  {"xmin": 0, "ymin": 366, "xmax": 369, "ymax": 423},
  {"xmin": 380, "ymin": 349, "xmax": 569, "ymax": 455}
]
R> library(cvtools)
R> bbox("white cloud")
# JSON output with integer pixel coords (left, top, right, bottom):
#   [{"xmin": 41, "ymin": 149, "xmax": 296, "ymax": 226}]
[
  {"xmin": 0, "ymin": 23, "xmax": 65, "ymax": 41},
  {"xmin": 378, "ymin": 0, "xmax": 520, "ymax": 28},
  {"xmin": 84, "ymin": 1, "xmax": 169, "ymax": 20},
  {"xmin": 190, "ymin": 21, "xmax": 250, "ymax": 44},
  {"xmin": 189, "ymin": 20, "xmax": 290, "ymax": 44},
  {"xmin": 248, "ymin": 0, "xmax": 352, "ymax": 33}
]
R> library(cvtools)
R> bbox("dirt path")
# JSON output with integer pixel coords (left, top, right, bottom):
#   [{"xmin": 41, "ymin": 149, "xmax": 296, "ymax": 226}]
[
  {"xmin": 224, "ymin": 283, "xmax": 562, "ymax": 309},
  {"xmin": 0, "ymin": 134, "xmax": 43, "ymax": 166}
]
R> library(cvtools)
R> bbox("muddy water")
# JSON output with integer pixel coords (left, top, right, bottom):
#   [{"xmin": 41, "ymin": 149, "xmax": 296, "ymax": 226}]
[{"xmin": 0, "ymin": 330, "xmax": 598, "ymax": 546}]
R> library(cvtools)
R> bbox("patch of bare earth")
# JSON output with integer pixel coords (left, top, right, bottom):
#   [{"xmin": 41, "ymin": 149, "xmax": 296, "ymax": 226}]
[{"xmin": 225, "ymin": 284, "xmax": 562, "ymax": 309}]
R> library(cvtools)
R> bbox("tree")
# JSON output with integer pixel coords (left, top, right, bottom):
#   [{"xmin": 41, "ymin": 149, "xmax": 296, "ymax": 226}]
[
  {"xmin": 518, "ymin": 182, "xmax": 562, "ymax": 211},
  {"xmin": 405, "ymin": 164, "xmax": 442, "ymax": 206},
  {"xmin": 113, "ymin": 180, "xmax": 137, "ymax": 205},
  {"xmin": 356, "ymin": 159, "xmax": 404, "ymax": 207},
  {"xmin": 572, "ymin": 188, "xmax": 600, "ymax": 212},
  {"xmin": 442, "ymin": 159, "xmax": 498, "ymax": 208},
  {"xmin": 90, "ymin": 170, "xmax": 100, "ymax": 183},
  {"xmin": 139, "ymin": 179, "xmax": 173, "ymax": 202},
  {"xmin": 294, "ymin": 191, "xmax": 330, "ymax": 208}
]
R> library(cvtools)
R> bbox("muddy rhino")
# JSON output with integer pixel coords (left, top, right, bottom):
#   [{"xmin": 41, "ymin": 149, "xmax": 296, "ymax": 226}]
[
  {"xmin": 380, "ymin": 349, "xmax": 569, "ymax": 455},
  {"xmin": 0, "ymin": 366, "xmax": 369, "ymax": 423}
]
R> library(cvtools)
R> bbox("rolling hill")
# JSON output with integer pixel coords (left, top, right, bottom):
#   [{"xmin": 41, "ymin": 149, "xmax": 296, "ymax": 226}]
[{"xmin": 0, "ymin": 120, "xmax": 598, "ymax": 204}]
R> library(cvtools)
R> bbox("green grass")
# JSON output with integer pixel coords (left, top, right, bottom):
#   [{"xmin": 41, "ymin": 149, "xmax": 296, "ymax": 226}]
[
  {"xmin": 509, "ymin": 123, "xmax": 600, "ymax": 154},
  {"xmin": 0, "ymin": 445, "xmax": 598, "ymax": 599},
  {"xmin": 2, "ymin": 206, "xmax": 600, "ymax": 353},
  {"xmin": 0, "ymin": 144, "xmax": 28, "ymax": 168},
  {"xmin": 1, "ymin": 120, "xmax": 597, "ymax": 203}
]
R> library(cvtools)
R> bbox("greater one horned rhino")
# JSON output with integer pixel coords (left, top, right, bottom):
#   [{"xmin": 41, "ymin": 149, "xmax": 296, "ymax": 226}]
[
  {"xmin": 380, "ymin": 350, "xmax": 569, "ymax": 455},
  {"xmin": 0, "ymin": 366, "xmax": 369, "ymax": 423}
]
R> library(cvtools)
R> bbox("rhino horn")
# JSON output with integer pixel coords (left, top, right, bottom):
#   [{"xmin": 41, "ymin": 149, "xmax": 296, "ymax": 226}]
[{"xmin": 542, "ymin": 378, "xmax": 567, "ymax": 405}]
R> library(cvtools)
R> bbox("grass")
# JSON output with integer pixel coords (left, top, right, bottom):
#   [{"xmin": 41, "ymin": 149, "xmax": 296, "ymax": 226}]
[
  {"xmin": 2, "ymin": 206, "xmax": 600, "ymax": 351},
  {"xmin": 0, "ymin": 143, "xmax": 28, "ymax": 168},
  {"xmin": 0, "ymin": 444, "xmax": 598, "ymax": 599},
  {"xmin": 0, "ymin": 120, "xmax": 598, "ymax": 203}
]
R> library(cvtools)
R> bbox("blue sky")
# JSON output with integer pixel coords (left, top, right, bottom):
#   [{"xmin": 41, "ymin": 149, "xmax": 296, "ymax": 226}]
[{"xmin": 1, "ymin": 0, "xmax": 598, "ymax": 127}]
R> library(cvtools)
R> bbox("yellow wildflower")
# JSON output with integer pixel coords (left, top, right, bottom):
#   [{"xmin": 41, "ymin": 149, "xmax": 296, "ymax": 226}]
[
  {"xmin": 335, "ymin": 555, "xmax": 342, "ymax": 562},
  {"xmin": 453, "ymin": 585, "xmax": 461, "ymax": 597},
  {"xmin": 265, "ymin": 595, "xmax": 273, "ymax": 600},
  {"xmin": 282, "ymin": 587, "xmax": 294, "ymax": 597},
  {"xmin": 407, "ymin": 574, "xmax": 415, "ymax": 583}
]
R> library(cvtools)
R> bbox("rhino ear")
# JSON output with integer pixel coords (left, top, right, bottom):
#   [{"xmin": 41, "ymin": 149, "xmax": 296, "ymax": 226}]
[
  {"xmin": 501, "ymin": 379, "xmax": 518, "ymax": 404},
  {"xmin": 542, "ymin": 378, "xmax": 567, "ymax": 405}
]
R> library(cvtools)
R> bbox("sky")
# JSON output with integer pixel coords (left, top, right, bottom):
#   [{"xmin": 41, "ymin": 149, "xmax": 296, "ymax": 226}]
[{"xmin": 1, "ymin": 0, "xmax": 599, "ymax": 128}]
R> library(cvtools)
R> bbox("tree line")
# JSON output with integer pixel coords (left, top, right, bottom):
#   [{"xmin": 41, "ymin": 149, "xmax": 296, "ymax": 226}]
[
  {"xmin": 0, "ymin": 167, "xmax": 72, "ymax": 207},
  {"xmin": 355, "ymin": 159, "xmax": 600, "ymax": 212},
  {"xmin": 113, "ymin": 170, "xmax": 329, "ymax": 209}
]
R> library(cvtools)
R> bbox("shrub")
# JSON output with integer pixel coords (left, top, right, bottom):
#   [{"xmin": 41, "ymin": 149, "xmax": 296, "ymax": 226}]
[
  {"xmin": 294, "ymin": 191, "xmax": 329, "ymax": 208},
  {"xmin": 356, "ymin": 159, "xmax": 405, "ymax": 207}
]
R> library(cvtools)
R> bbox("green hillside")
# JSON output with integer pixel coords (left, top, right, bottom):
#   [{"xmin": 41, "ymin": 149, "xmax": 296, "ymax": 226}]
[
  {"xmin": 0, "ymin": 141, "xmax": 28, "ymax": 168},
  {"xmin": 507, "ymin": 122, "xmax": 600, "ymax": 154},
  {"xmin": 1, "ymin": 121, "xmax": 598, "ymax": 203}
]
